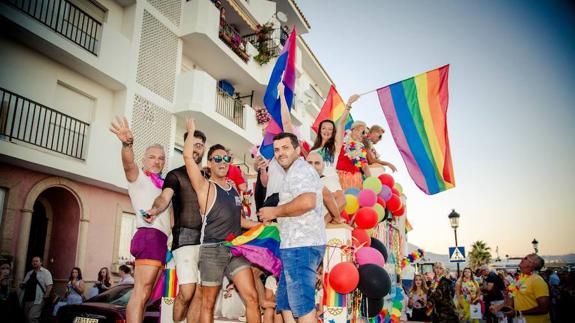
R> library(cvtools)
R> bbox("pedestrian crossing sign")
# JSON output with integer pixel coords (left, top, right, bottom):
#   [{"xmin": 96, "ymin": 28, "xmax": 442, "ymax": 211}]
[{"xmin": 449, "ymin": 246, "xmax": 466, "ymax": 262}]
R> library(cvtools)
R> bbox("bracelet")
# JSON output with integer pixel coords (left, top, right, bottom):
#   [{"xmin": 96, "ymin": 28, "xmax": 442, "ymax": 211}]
[{"xmin": 122, "ymin": 141, "xmax": 133, "ymax": 148}]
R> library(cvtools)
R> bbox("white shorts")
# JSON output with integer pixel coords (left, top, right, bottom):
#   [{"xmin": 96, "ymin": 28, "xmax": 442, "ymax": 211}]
[{"xmin": 172, "ymin": 245, "xmax": 201, "ymax": 285}]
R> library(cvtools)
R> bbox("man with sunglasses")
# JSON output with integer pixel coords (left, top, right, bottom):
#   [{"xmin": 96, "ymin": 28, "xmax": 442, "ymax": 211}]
[
  {"xmin": 363, "ymin": 125, "xmax": 397, "ymax": 173},
  {"xmin": 146, "ymin": 130, "xmax": 207, "ymax": 323},
  {"xmin": 259, "ymin": 132, "xmax": 326, "ymax": 323},
  {"xmin": 183, "ymin": 119, "xmax": 260, "ymax": 323}
]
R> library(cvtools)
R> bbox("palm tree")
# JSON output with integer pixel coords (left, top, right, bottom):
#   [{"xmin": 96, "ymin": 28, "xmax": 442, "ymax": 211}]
[{"xmin": 468, "ymin": 240, "xmax": 492, "ymax": 271}]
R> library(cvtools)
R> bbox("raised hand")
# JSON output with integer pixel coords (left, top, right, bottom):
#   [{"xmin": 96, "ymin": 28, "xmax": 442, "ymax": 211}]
[
  {"xmin": 109, "ymin": 116, "xmax": 133, "ymax": 145},
  {"xmin": 277, "ymin": 82, "xmax": 285, "ymax": 97},
  {"xmin": 347, "ymin": 94, "xmax": 360, "ymax": 106},
  {"xmin": 186, "ymin": 118, "xmax": 195, "ymax": 135}
]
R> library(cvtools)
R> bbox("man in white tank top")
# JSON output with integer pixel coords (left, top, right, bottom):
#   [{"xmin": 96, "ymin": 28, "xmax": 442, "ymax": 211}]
[{"xmin": 110, "ymin": 117, "xmax": 171, "ymax": 323}]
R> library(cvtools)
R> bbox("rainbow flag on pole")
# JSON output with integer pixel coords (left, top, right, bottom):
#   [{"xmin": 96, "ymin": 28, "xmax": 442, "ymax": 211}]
[
  {"xmin": 224, "ymin": 224, "xmax": 282, "ymax": 277},
  {"xmin": 312, "ymin": 85, "xmax": 353, "ymax": 133},
  {"xmin": 259, "ymin": 28, "xmax": 297, "ymax": 159},
  {"xmin": 377, "ymin": 65, "xmax": 455, "ymax": 195}
]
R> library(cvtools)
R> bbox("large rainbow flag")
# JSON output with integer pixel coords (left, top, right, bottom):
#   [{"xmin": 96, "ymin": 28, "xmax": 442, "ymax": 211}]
[
  {"xmin": 223, "ymin": 223, "xmax": 282, "ymax": 277},
  {"xmin": 377, "ymin": 65, "xmax": 455, "ymax": 195},
  {"xmin": 259, "ymin": 28, "xmax": 297, "ymax": 159},
  {"xmin": 312, "ymin": 85, "xmax": 353, "ymax": 133}
]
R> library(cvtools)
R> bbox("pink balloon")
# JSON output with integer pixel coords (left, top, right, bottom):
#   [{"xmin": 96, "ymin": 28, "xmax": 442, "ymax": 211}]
[
  {"xmin": 355, "ymin": 246, "xmax": 386, "ymax": 267},
  {"xmin": 378, "ymin": 185, "xmax": 392, "ymax": 202},
  {"xmin": 358, "ymin": 189, "xmax": 377, "ymax": 207}
]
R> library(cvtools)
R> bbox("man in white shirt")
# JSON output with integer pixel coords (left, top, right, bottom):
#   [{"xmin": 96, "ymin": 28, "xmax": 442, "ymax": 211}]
[
  {"xmin": 21, "ymin": 256, "xmax": 53, "ymax": 323},
  {"xmin": 259, "ymin": 132, "xmax": 326, "ymax": 323}
]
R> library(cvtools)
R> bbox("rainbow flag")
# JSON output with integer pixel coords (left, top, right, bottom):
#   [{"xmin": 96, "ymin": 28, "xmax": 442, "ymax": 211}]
[
  {"xmin": 323, "ymin": 272, "xmax": 346, "ymax": 307},
  {"xmin": 163, "ymin": 268, "xmax": 178, "ymax": 298},
  {"xmin": 377, "ymin": 65, "xmax": 455, "ymax": 195},
  {"xmin": 223, "ymin": 224, "xmax": 282, "ymax": 277},
  {"xmin": 312, "ymin": 85, "xmax": 353, "ymax": 133},
  {"xmin": 259, "ymin": 28, "xmax": 297, "ymax": 159}
]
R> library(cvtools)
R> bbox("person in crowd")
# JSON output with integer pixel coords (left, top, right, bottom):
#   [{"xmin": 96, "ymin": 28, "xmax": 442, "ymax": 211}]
[
  {"xmin": 262, "ymin": 274, "xmax": 282, "ymax": 323},
  {"xmin": 306, "ymin": 151, "xmax": 343, "ymax": 224},
  {"xmin": 363, "ymin": 125, "xmax": 397, "ymax": 173},
  {"xmin": 147, "ymin": 130, "xmax": 207, "ymax": 323},
  {"xmin": 110, "ymin": 117, "xmax": 171, "ymax": 323},
  {"xmin": 428, "ymin": 262, "xmax": 458, "ymax": 323},
  {"xmin": 91, "ymin": 267, "xmax": 112, "ymax": 297},
  {"xmin": 455, "ymin": 267, "xmax": 481, "ymax": 323},
  {"xmin": 21, "ymin": 256, "xmax": 53, "ymax": 323},
  {"xmin": 0, "ymin": 259, "xmax": 21, "ymax": 323},
  {"xmin": 491, "ymin": 253, "xmax": 551, "ymax": 323},
  {"xmin": 310, "ymin": 94, "xmax": 359, "ymax": 212},
  {"xmin": 118, "ymin": 265, "xmax": 135, "ymax": 285},
  {"xmin": 226, "ymin": 150, "xmax": 248, "ymax": 193},
  {"xmin": 336, "ymin": 120, "xmax": 372, "ymax": 190},
  {"xmin": 480, "ymin": 265, "xmax": 505, "ymax": 323},
  {"xmin": 53, "ymin": 267, "xmax": 85, "ymax": 316},
  {"xmin": 408, "ymin": 273, "xmax": 431, "ymax": 321},
  {"xmin": 259, "ymin": 132, "xmax": 326, "ymax": 323},
  {"xmin": 253, "ymin": 155, "xmax": 270, "ymax": 212},
  {"xmin": 183, "ymin": 118, "xmax": 260, "ymax": 323}
]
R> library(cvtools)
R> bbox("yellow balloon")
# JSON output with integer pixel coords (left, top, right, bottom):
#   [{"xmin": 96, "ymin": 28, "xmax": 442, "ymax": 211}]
[{"xmin": 345, "ymin": 194, "xmax": 359, "ymax": 214}]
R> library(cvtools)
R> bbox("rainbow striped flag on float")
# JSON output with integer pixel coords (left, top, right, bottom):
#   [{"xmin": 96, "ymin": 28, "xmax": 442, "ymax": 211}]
[
  {"xmin": 322, "ymin": 272, "xmax": 346, "ymax": 307},
  {"xmin": 312, "ymin": 85, "xmax": 353, "ymax": 133},
  {"xmin": 163, "ymin": 268, "xmax": 177, "ymax": 298},
  {"xmin": 259, "ymin": 28, "xmax": 297, "ymax": 159},
  {"xmin": 377, "ymin": 65, "xmax": 455, "ymax": 195},
  {"xmin": 223, "ymin": 224, "xmax": 282, "ymax": 277}
]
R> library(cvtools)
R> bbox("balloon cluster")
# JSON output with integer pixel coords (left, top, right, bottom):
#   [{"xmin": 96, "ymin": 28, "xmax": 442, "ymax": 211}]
[{"xmin": 400, "ymin": 249, "xmax": 425, "ymax": 269}]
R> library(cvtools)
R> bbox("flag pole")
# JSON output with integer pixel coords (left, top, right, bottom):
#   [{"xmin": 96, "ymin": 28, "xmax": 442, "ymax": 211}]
[{"xmin": 358, "ymin": 88, "xmax": 379, "ymax": 97}]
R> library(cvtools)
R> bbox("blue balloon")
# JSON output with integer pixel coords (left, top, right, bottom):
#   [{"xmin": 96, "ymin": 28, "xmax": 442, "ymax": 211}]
[{"xmin": 345, "ymin": 187, "xmax": 361, "ymax": 196}]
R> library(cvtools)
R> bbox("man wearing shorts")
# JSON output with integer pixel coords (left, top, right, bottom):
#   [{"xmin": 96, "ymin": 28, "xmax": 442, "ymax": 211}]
[
  {"xmin": 183, "ymin": 119, "xmax": 260, "ymax": 323},
  {"xmin": 259, "ymin": 132, "xmax": 327, "ymax": 323},
  {"xmin": 110, "ymin": 117, "xmax": 171, "ymax": 323},
  {"xmin": 147, "ymin": 130, "xmax": 207, "ymax": 322}
]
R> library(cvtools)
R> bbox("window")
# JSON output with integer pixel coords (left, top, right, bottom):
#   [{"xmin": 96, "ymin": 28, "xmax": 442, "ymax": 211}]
[{"xmin": 117, "ymin": 212, "xmax": 136, "ymax": 264}]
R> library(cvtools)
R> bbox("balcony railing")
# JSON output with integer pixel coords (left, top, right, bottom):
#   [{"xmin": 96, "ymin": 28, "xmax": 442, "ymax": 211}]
[
  {"xmin": 0, "ymin": 87, "xmax": 89, "ymax": 160},
  {"xmin": 307, "ymin": 86, "xmax": 324, "ymax": 108},
  {"xmin": 219, "ymin": 19, "xmax": 250, "ymax": 62},
  {"xmin": 6, "ymin": 0, "xmax": 103, "ymax": 55},
  {"xmin": 216, "ymin": 87, "xmax": 245, "ymax": 128},
  {"xmin": 244, "ymin": 28, "xmax": 289, "ymax": 65}
]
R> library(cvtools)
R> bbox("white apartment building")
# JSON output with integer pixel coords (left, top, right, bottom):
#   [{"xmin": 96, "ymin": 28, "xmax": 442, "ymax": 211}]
[{"xmin": 0, "ymin": 0, "xmax": 333, "ymax": 289}]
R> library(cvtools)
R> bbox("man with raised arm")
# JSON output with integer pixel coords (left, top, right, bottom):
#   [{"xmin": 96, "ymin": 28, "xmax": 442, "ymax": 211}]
[
  {"xmin": 183, "ymin": 118, "xmax": 260, "ymax": 323},
  {"xmin": 109, "ymin": 117, "xmax": 171, "ymax": 323}
]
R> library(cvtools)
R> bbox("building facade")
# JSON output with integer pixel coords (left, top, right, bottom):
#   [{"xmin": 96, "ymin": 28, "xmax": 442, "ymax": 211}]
[{"xmin": 0, "ymin": 0, "xmax": 332, "ymax": 290}]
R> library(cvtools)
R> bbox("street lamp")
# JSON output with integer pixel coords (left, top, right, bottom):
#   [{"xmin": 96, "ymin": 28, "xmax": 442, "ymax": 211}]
[
  {"xmin": 448, "ymin": 209, "xmax": 461, "ymax": 277},
  {"xmin": 532, "ymin": 238, "xmax": 539, "ymax": 254}
]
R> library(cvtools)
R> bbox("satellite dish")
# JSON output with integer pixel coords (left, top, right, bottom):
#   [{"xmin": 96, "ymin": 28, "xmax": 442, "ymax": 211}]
[{"xmin": 276, "ymin": 11, "xmax": 288, "ymax": 23}]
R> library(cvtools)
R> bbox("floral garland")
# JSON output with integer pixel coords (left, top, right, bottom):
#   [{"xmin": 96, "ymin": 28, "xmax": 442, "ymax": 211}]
[
  {"xmin": 344, "ymin": 131, "xmax": 368, "ymax": 169},
  {"xmin": 400, "ymin": 249, "xmax": 425, "ymax": 269},
  {"xmin": 507, "ymin": 273, "xmax": 531, "ymax": 297}
]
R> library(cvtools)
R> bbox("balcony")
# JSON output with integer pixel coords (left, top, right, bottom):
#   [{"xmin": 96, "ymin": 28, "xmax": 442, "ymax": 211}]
[
  {"xmin": 0, "ymin": 87, "xmax": 89, "ymax": 160},
  {"xmin": 215, "ymin": 86, "xmax": 254, "ymax": 129},
  {"xmin": 219, "ymin": 18, "xmax": 250, "ymax": 63},
  {"xmin": 243, "ymin": 27, "xmax": 288, "ymax": 65},
  {"xmin": 4, "ymin": 0, "xmax": 103, "ymax": 55}
]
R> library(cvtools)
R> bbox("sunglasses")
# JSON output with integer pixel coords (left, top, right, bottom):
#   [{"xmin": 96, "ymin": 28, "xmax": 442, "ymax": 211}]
[{"xmin": 210, "ymin": 155, "xmax": 232, "ymax": 163}]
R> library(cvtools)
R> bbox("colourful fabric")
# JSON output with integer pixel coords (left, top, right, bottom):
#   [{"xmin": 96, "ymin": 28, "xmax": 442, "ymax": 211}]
[
  {"xmin": 223, "ymin": 223, "xmax": 282, "ymax": 277},
  {"xmin": 143, "ymin": 169, "xmax": 164, "ymax": 189},
  {"xmin": 336, "ymin": 170, "xmax": 363, "ymax": 191},
  {"xmin": 163, "ymin": 268, "xmax": 178, "ymax": 298},
  {"xmin": 377, "ymin": 65, "xmax": 455, "ymax": 195},
  {"xmin": 259, "ymin": 28, "xmax": 297, "ymax": 159},
  {"xmin": 323, "ymin": 272, "xmax": 346, "ymax": 307},
  {"xmin": 312, "ymin": 85, "xmax": 354, "ymax": 133},
  {"xmin": 227, "ymin": 164, "xmax": 246, "ymax": 190}
]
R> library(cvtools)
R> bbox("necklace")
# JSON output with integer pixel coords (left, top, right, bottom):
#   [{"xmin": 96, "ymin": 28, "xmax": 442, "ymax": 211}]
[{"xmin": 508, "ymin": 273, "xmax": 531, "ymax": 296}]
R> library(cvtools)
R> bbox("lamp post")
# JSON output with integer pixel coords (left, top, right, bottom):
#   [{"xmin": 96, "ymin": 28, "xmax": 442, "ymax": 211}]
[
  {"xmin": 532, "ymin": 238, "xmax": 539, "ymax": 254},
  {"xmin": 448, "ymin": 209, "xmax": 461, "ymax": 277}
]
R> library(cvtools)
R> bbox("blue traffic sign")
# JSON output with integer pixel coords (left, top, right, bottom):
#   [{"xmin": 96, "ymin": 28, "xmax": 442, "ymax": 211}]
[{"xmin": 449, "ymin": 246, "xmax": 466, "ymax": 263}]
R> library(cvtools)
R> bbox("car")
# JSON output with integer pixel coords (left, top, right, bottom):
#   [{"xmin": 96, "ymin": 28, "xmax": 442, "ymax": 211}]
[{"xmin": 57, "ymin": 284, "xmax": 160, "ymax": 323}]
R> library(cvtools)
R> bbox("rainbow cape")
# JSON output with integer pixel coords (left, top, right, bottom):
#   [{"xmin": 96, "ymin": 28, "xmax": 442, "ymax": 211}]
[
  {"xmin": 312, "ymin": 85, "xmax": 353, "ymax": 133},
  {"xmin": 223, "ymin": 223, "xmax": 282, "ymax": 277},
  {"xmin": 377, "ymin": 65, "xmax": 455, "ymax": 195},
  {"xmin": 259, "ymin": 28, "xmax": 297, "ymax": 159}
]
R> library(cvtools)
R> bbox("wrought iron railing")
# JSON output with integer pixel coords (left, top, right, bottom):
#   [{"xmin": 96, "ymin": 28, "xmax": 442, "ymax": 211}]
[
  {"xmin": 216, "ymin": 87, "xmax": 245, "ymax": 128},
  {"xmin": 244, "ymin": 28, "xmax": 289, "ymax": 59},
  {"xmin": 219, "ymin": 19, "xmax": 250, "ymax": 62},
  {"xmin": 6, "ymin": 0, "xmax": 103, "ymax": 55},
  {"xmin": 0, "ymin": 87, "xmax": 90, "ymax": 160}
]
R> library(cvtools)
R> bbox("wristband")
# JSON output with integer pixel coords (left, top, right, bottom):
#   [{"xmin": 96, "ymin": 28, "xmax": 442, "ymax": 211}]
[{"xmin": 122, "ymin": 141, "xmax": 133, "ymax": 148}]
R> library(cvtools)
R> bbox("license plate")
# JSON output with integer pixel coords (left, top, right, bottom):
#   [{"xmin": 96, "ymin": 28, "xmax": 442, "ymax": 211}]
[{"xmin": 73, "ymin": 317, "xmax": 99, "ymax": 323}]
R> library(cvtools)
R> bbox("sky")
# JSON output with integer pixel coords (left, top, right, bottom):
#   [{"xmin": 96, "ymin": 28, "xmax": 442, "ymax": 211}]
[{"xmin": 297, "ymin": 0, "xmax": 575, "ymax": 257}]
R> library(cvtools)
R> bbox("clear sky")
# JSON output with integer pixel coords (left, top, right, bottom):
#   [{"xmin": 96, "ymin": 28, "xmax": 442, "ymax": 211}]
[{"xmin": 298, "ymin": 0, "xmax": 575, "ymax": 256}]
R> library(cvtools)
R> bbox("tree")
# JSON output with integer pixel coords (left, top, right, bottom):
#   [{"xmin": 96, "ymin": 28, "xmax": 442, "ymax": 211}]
[{"xmin": 468, "ymin": 240, "xmax": 492, "ymax": 271}]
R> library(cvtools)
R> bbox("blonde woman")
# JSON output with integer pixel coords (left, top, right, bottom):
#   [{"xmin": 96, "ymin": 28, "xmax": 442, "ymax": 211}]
[
  {"xmin": 456, "ymin": 267, "xmax": 481, "ymax": 322},
  {"xmin": 408, "ymin": 274, "xmax": 430, "ymax": 321}
]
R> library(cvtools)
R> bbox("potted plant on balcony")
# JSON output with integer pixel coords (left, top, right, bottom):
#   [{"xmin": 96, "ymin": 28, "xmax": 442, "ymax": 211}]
[
  {"xmin": 253, "ymin": 21, "xmax": 279, "ymax": 65},
  {"xmin": 254, "ymin": 106, "xmax": 271, "ymax": 126}
]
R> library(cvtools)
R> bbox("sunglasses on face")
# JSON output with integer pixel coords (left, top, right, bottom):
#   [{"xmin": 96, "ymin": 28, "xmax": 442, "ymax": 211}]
[{"xmin": 210, "ymin": 155, "xmax": 232, "ymax": 163}]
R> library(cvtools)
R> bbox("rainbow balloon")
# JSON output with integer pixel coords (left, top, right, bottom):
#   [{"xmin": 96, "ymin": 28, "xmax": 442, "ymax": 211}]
[{"xmin": 377, "ymin": 65, "xmax": 455, "ymax": 195}]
